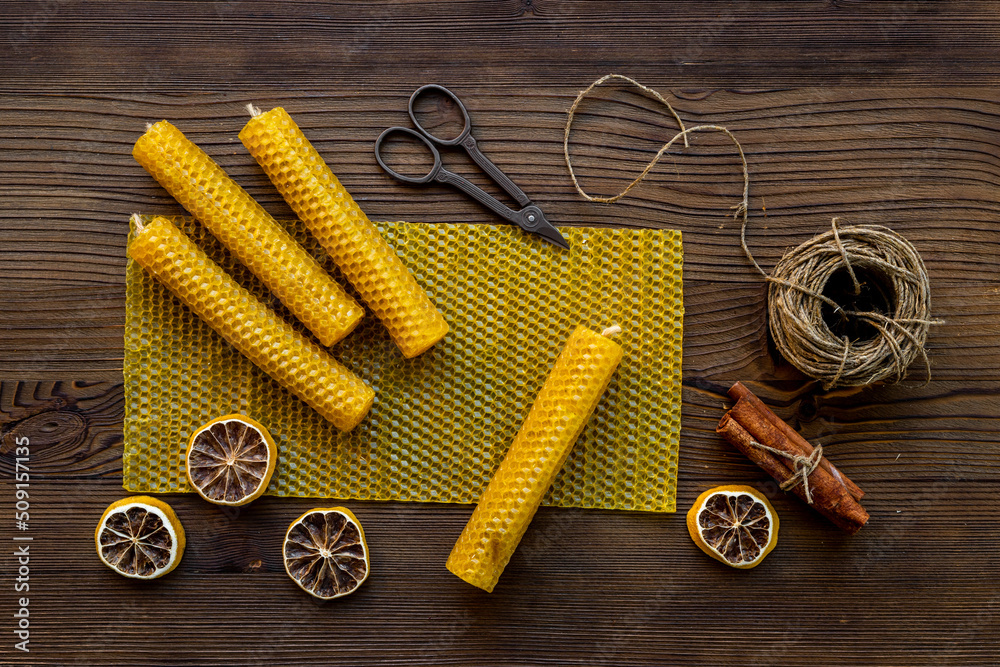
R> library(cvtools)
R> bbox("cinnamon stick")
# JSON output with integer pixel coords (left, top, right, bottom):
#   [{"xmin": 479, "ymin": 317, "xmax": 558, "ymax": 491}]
[
  {"xmin": 728, "ymin": 381, "xmax": 864, "ymax": 501},
  {"xmin": 718, "ymin": 413, "xmax": 798, "ymax": 485},
  {"xmin": 727, "ymin": 397, "xmax": 868, "ymax": 534},
  {"xmin": 718, "ymin": 414, "xmax": 867, "ymax": 533}
]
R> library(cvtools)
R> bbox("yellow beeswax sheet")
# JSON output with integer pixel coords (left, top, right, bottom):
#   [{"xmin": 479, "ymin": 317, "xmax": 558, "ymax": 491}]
[{"xmin": 123, "ymin": 216, "xmax": 683, "ymax": 512}]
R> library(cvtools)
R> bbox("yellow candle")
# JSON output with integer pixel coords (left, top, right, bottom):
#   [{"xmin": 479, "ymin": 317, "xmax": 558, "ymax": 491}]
[
  {"xmin": 129, "ymin": 216, "xmax": 374, "ymax": 432},
  {"xmin": 238, "ymin": 107, "xmax": 449, "ymax": 358},
  {"xmin": 133, "ymin": 121, "xmax": 363, "ymax": 347},
  {"xmin": 446, "ymin": 325, "xmax": 623, "ymax": 592}
]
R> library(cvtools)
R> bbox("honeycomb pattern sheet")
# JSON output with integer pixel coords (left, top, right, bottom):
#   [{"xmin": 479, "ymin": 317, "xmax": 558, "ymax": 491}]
[{"xmin": 123, "ymin": 215, "xmax": 684, "ymax": 512}]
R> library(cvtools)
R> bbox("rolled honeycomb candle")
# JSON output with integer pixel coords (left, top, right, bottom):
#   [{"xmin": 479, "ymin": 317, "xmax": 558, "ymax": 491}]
[
  {"xmin": 446, "ymin": 324, "xmax": 623, "ymax": 592},
  {"xmin": 129, "ymin": 215, "xmax": 374, "ymax": 432},
  {"xmin": 238, "ymin": 106, "xmax": 449, "ymax": 358},
  {"xmin": 133, "ymin": 121, "xmax": 363, "ymax": 347}
]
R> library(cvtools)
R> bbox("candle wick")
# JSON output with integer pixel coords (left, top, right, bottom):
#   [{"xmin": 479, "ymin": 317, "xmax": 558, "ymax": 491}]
[
  {"xmin": 131, "ymin": 213, "xmax": 145, "ymax": 233},
  {"xmin": 601, "ymin": 325, "xmax": 622, "ymax": 338},
  {"xmin": 246, "ymin": 103, "xmax": 263, "ymax": 118}
]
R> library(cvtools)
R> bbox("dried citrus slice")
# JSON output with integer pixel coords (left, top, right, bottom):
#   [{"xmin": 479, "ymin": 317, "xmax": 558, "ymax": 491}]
[
  {"xmin": 283, "ymin": 507, "xmax": 370, "ymax": 600},
  {"xmin": 94, "ymin": 496, "xmax": 185, "ymax": 579},
  {"xmin": 686, "ymin": 485, "xmax": 779, "ymax": 569},
  {"xmin": 185, "ymin": 414, "xmax": 277, "ymax": 506}
]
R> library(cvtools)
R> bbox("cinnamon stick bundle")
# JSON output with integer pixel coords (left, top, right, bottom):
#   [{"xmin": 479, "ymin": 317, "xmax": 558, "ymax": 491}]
[{"xmin": 717, "ymin": 382, "xmax": 868, "ymax": 534}]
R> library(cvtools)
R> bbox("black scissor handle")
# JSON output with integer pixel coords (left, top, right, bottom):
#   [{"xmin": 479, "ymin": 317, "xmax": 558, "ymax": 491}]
[
  {"xmin": 409, "ymin": 84, "xmax": 531, "ymax": 208},
  {"xmin": 374, "ymin": 126, "xmax": 442, "ymax": 185},
  {"xmin": 408, "ymin": 84, "xmax": 471, "ymax": 146}
]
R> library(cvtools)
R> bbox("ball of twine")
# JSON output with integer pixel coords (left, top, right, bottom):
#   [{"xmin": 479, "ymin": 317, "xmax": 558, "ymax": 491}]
[{"xmin": 751, "ymin": 219, "xmax": 939, "ymax": 389}]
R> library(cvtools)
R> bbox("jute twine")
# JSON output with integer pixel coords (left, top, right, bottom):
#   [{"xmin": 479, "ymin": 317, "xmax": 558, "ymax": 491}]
[
  {"xmin": 752, "ymin": 438, "xmax": 823, "ymax": 504},
  {"xmin": 748, "ymin": 219, "xmax": 941, "ymax": 389},
  {"xmin": 564, "ymin": 74, "xmax": 940, "ymax": 389},
  {"xmin": 564, "ymin": 73, "xmax": 749, "ymax": 216}
]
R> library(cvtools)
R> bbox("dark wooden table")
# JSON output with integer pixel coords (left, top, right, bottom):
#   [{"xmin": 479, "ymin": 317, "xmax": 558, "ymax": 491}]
[{"xmin": 3, "ymin": 2, "xmax": 1000, "ymax": 665}]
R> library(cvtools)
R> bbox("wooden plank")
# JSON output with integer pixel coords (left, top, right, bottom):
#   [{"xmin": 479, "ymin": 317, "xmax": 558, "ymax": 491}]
[
  {"xmin": 2, "ymin": 378, "xmax": 1000, "ymax": 664},
  {"xmin": 4, "ymin": 380, "xmax": 1000, "ymax": 484},
  {"xmin": 4, "ymin": 1, "xmax": 1000, "ymax": 89}
]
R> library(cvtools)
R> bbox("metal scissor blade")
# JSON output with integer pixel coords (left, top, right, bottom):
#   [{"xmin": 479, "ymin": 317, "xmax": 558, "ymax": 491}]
[
  {"xmin": 516, "ymin": 205, "xmax": 570, "ymax": 250},
  {"xmin": 532, "ymin": 222, "xmax": 570, "ymax": 250}
]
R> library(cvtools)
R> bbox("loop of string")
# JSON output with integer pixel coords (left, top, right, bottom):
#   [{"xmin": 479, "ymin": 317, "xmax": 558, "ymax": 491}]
[{"xmin": 563, "ymin": 73, "xmax": 749, "ymax": 222}]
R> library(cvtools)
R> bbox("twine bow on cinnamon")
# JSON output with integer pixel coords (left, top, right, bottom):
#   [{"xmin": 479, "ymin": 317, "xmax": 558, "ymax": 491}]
[
  {"xmin": 717, "ymin": 382, "xmax": 868, "ymax": 534},
  {"xmin": 745, "ymin": 438, "xmax": 824, "ymax": 504}
]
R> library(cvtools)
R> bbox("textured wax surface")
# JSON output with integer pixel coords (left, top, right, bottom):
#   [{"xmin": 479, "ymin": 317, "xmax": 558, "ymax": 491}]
[
  {"xmin": 133, "ymin": 121, "xmax": 363, "ymax": 347},
  {"xmin": 239, "ymin": 108, "xmax": 448, "ymax": 358},
  {"xmin": 128, "ymin": 217, "xmax": 374, "ymax": 431},
  {"xmin": 124, "ymin": 215, "xmax": 683, "ymax": 512},
  {"xmin": 446, "ymin": 325, "xmax": 623, "ymax": 592}
]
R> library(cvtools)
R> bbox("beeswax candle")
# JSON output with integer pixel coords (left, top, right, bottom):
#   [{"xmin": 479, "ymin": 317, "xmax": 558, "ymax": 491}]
[
  {"xmin": 129, "ymin": 216, "xmax": 374, "ymax": 432},
  {"xmin": 446, "ymin": 325, "xmax": 623, "ymax": 592},
  {"xmin": 239, "ymin": 107, "xmax": 449, "ymax": 358},
  {"xmin": 133, "ymin": 121, "xmax": 363, "ymax": 347}
]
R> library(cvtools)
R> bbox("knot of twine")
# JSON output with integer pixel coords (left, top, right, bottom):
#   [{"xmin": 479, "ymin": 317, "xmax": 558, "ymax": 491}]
[
  {"xmin": 745, "ymin": 218, "xmax": 942, "ymax": 389},
  {"xmin": 564, "ymin": 74, "xmax": 940, "ymax": 390},
  {"xmin": 748, "ymin": 438, "xmax": 824, "ymax": 504}
]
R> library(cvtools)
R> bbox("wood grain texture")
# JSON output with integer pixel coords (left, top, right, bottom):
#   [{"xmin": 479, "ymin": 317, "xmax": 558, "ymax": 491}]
[
  {"xmin": 2, "ymin": 381, "xmax": 1000, "ymax": 666},
  {"xmin": 2, "ymin": 2, "xmax": 1000, "ymax": 665},
  {"xmin": 3, "ymin": 1, "xmax": 1000, "ymax": 89}
]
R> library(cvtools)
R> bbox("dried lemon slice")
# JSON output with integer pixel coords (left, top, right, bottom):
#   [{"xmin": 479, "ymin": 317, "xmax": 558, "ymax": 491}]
[
  {"xmin": 686, "ymin": 485, "xmax": 779, "ymax": 569},
  {"xmin": 185, "ymin": 414, "xmax": 277, "ymax": 506},
  {"xmin": 283, "ymin": 507, "xmax": 370, "ymax": 600},
  {"xmin": 95, "ymin": 496, "xmax": 185, "ymax": 579}
]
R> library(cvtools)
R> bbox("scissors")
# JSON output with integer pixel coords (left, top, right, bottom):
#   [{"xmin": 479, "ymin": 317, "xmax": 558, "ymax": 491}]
[{"xmin": 374, "ymin": 84, "xmax": 569, "ymax": 250}]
